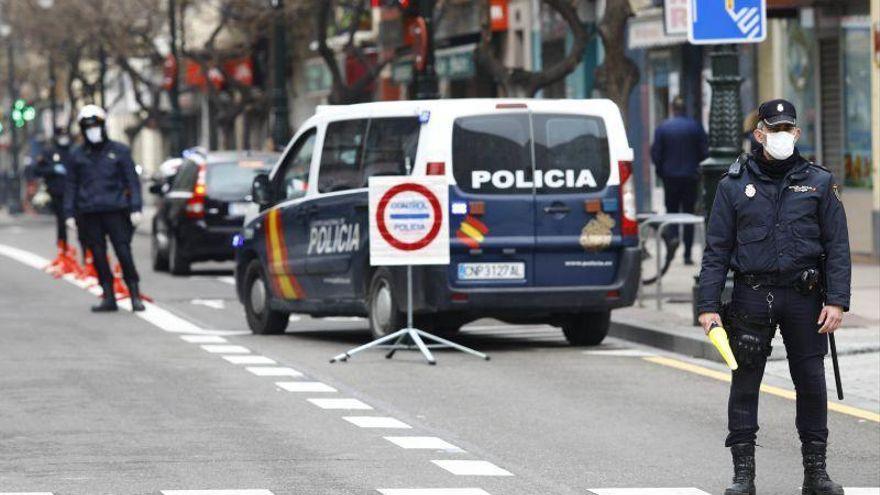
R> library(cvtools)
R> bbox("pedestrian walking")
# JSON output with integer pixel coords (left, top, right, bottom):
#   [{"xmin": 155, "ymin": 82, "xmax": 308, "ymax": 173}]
[
  {"xmin": 34, "ymin": 126, "xmax": 87, "ymax": 258},
  {"xmin": 697, "ymin": 99, "xmax": 851, "ymax": 495},
  {"xmin": 64, "ymin": 105, "xmax": 145, "ymax": 312},
  {"xmin": 651, "ymin": 96, "xmax": 708, "ymax": 264}
]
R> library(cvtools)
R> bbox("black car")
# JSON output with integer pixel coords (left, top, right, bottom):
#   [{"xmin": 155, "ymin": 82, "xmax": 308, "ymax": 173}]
[{"xmin": 151, "ymin": 151, "xmax": 279, "ymax": 275}]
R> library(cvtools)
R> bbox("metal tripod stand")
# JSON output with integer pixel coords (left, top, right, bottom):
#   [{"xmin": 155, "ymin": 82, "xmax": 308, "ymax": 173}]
[{"xmin": 330, "ymin": 266, "xmax": 489, "ymax": 365}]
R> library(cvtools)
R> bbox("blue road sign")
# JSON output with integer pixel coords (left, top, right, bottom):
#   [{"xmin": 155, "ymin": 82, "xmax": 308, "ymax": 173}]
[{"xmin": 688, "ymin": 0, "xmax": 767, "ymax": 45}]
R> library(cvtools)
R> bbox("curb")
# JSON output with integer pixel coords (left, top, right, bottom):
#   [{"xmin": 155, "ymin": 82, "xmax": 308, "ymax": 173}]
[{"xmin": 609, "ymin": 319, "xmax": 722, "ymax": 363}]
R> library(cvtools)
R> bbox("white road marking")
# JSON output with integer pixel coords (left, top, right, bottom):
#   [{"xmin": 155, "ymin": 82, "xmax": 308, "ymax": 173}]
[
  {"xmin": 201, "ymin": 345, "xmax": 250, "ymax": 354},
  {"xmin": 582, "ymin": 349, "xmax": 655, "ymax": 357},
  {"xmin": 246, "ymin": 366, "xmax": 303, "ymax": 377},
  {"xmin": 843, "ymin": 490, "xmax": 880, "ymax": 495},
  {"xmin": 587, "ymin": 490, "xmax": 712, "ymax": 495},
  {"xmin": 308, "ymin": 398, "xmax": 373, "ymax": 410},
  {"xmin": 431, "ymin": 460, "xmax": 512, "ymax": 476},
  {"xmin": 181, "ymin": 335, "xmax": 228, "ymax": 344},
  {"xmin": 216, "ymin": 276, "xmax": 236, "ymax": 285},
  {"xmin": 384, "ymin": 436, "xmax": 462, "ymax": 451},
  {"xmin": 0, "ymin": 244, "xmax": 50, "ymax": 269},
  {"xmin": 377, "ymin": 490, "xmax": 492, "ymax": 495},
  {"xmin": 191, "ymin": 298, "xmax": 226, "ymax": 310},
  {"xmin": 161, "ymin": 491, "xmax": 275, "ymax": 495},
  {"xmin": 344, "ymin": 416, "xmax": 411, "ymax": 429},
  {"xmin": 223, "ymin": 355, "xmax": 277, "ymax": 365},
  {"xmin": 275, "ymin": 381, "xmax": 337, "ymax": 393},
  {"xmin": 0, "ymin": 493, "xmax": 55, "ymax": 495}
]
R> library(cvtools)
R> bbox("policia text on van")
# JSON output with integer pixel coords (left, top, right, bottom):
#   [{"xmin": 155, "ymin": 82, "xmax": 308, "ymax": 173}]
[{"xmin": 234, "ymin": 99, "xmax": 641, "ymax": 346}]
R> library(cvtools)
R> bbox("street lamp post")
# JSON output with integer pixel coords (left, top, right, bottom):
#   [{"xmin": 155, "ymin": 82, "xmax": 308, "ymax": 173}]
[
  {"xmin": 413, "ymin": 0, "xmax": 439, "ymax": 100},
  {"xmin": 270, "ymin": 0, "xmax": 290, "ymax": 150},
  {"xmin": 4, "ymin": 27, "xmax": 22, "ymax": 214},
  {"xmin": 168, "ymin": 0, "xmax": 183, "ymax": 156},
  {"xmin": 692, "ymin": 44, "xmax": 743, "ymax": 320}
]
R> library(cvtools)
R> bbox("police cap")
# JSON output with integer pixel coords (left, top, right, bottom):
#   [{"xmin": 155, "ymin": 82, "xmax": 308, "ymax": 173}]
[{"xmin": 758, "ymin": 99, "xmax": 797, "ymax": 127}]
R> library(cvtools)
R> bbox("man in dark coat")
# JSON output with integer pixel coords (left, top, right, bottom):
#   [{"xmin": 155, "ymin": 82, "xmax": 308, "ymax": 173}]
[
  {"xmin": 651, "ymin": 96, "xmax": 709, "ymax": 264},
  {"xmin": 64, "ymin": 105, "xmax": 145, "ymax": 312},
  {"xmin": 34, "ymin": 126, "xmax": 83, "ymax": 255},
  {"xmin": 698, "ymin": 99, "xmax": 850, "ymax": 495}
]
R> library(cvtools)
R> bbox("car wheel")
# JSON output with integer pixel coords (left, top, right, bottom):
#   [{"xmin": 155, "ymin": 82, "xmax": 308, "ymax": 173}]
[
  {"xmin": 168, "ymin": 235, "xmax": 190, "ymax": 276},
  {"xmin": 368, "ymin": 268, "xmax": 404, "ymax": 340},
  {"xmin": 151, "ymin": 224, "xmax": 169, "ymax": 272},
  {"xmin": 243, "ymin": 260, "xmax": 289, "ymax": 335},
  {"xmin": 561, "ymin": 311, "xmax": 611, "ymax": 346}
]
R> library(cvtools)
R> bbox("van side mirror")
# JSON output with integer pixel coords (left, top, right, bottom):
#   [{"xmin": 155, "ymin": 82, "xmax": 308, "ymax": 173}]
[{"xmin": 252, "ymin": 173, "xmax": 272, "ymax": 207}]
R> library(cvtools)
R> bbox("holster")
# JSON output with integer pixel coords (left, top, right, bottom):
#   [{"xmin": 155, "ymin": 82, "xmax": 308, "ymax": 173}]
[{"xmin": 721, "ymin": 303, "xmax": 775, "ymax": 369}]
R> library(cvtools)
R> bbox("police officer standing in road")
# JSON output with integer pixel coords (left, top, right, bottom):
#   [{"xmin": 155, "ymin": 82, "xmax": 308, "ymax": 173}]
[
  {"xmin": 698, "ymin": 100, "xmax": 850, "ymax": 495},
  {"xmin": 34, "ymin": 126, "xmax": 85, "ymax": 256},
  {"xmin": 64, "ymin": 105, "xmax": 146, "ymax": 312}
]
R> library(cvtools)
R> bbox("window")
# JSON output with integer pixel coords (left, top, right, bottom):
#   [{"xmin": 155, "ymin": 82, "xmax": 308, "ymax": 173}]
[
  {"xmin": 452, "ymin": 114, "xmax": 532, "ymax": 194},
  {"xmin": 362, "ymin": 117, "xmax": 421, "ymax": 178},
  {"xmin": 276, "ymin": 129, "xmax": 316, "ymax": 201},
  {"xmin": 171, "ymin": 162, "xmax": 198, "ymax": 192},
  {"xmin": 533, "ymin": 114, "xmax": 610, "ymax": 194},
  {"xmin": 206, "ymin": 162, "xmax": 269, "ymax": 200},
  {"xmin": 319, "ymin": 119, "xmax": 368, "ymax": 193}
]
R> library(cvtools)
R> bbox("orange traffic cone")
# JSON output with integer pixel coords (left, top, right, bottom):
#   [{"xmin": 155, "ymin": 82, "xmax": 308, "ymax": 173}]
[
  {"xmin": 79, "ymin": 249, "xmax": 98, "ymax": 280},
  {"xmin": 45, "ymin": 241, "xmax": 83, "ymax": 278},
  {"xmin": 112, "ymin": 263, "xmax": 153, "ymax": 302}
]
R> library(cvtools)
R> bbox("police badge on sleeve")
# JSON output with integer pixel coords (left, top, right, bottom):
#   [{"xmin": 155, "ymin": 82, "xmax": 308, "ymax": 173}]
[{"xmin": 745, "ymin": 184, "xmax": 756, "ymax": 198}]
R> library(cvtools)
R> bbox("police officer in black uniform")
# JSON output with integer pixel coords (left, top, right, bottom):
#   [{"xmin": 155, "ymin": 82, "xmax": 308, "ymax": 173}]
[
  {"xmin": 34, "ymin": 126, "xmax": 82, "ymax": 254},
  {"xmin": 698, "ymin": 99, "xmax": 850, "ymax": 495},
  {"xmin": 64, "ymin": 105, "xmax": 145, "ymax": 312}
]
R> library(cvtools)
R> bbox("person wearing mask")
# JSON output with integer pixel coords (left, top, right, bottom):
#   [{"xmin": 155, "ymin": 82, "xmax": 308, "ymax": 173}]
[
  {"xmin": 64, "ymin": 105, "xmax": 145, "ymax": 312},
  {"xmin": 650, "ymin": 96, "xmax": 709, "ymax": 265},
  {"xmin": 34, "ymin": 126, "xmax": 84, "ymax": 256},
  {"xmin": 697, "ymin": 99, "xmax": 850, "ymax": 495}
]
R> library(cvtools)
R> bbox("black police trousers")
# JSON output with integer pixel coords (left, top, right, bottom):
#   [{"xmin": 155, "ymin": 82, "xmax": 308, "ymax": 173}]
[
  {"xmin": 50, "ymin": 194, "xmax": 67, "ymax": 244},
  {"xmin": 726, "ymin": 281, "xmax": 829, "ymax": 446},
  {"xmin": 80, "ymin": 210, "xmax": 139, "ymax": 296}
]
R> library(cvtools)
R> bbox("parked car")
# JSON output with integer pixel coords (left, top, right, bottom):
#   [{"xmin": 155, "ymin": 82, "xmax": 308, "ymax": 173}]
[
  {"xmin": 151, "ymin": 150, "xmax": 279, "ymax": 275},
  {"xmin": 234, "ymin": 99, "xmax": 640, "ymax": 346}
]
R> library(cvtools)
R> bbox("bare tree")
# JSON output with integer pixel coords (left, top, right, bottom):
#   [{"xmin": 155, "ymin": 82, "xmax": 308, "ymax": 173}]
[
  {"xmin": 594, "ymin": 1, "xmax": 639, "ymax": 123},
  {"xmin": 475, "ymin": 0, "xmax": 590, "ymax": 97}
]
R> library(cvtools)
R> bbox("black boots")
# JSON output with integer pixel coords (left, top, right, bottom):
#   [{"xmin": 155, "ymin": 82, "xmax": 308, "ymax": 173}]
[
  {"xmin": 725, "ymin": 443, "xmax": 756, "ymax": 495},
  {"xmin": 91, "ymin": 295, "xmax": 118, "ymax": 313},
  {"xmin": 128, "ymin": 281, "xmax": 146, "ymax": 312},
  {"xmin": 802, "ymin": 442, "xmax": 844, "ymax": 495}
]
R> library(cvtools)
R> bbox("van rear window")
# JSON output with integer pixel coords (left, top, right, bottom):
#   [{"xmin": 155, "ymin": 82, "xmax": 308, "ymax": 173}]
[
  {"xmin": 533, "ymin": 114, "xmax": 610, "ymax": 194},
  {"xmin": 452, "ymin": 115, "xmax": 532, "ymax": 195},
  {"xmin": 452, "ymin": 113, "xmax": 610, "ymax": 195}
]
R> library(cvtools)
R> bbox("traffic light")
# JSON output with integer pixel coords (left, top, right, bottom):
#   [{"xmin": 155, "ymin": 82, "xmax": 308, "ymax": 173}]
[{"xmin": 10, "ymin": 99, "xmax": 35, "ymax": 128}]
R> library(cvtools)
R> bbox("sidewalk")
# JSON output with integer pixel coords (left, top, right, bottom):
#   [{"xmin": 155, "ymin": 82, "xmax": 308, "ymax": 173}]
[{"xmin": 610, "ymin": 242, "xmax": 880, "ymax": 413}]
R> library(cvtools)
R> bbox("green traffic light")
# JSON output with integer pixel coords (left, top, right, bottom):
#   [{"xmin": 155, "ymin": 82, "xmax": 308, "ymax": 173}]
[
  {"xmin": 11, "ymin": 109, "xmax": 22, "ymax": 121},
  {"xmin": 13, "ymin": 99, "xmax": 25, "ymax": 110},
  {"xmin": 23, "ymin": 107, "xmax": 36, "ymax": 121}
]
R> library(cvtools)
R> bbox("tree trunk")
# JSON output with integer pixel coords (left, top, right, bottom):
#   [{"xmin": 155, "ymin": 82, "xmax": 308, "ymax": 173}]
[{"xmin": 594, "ymin": 1, "xmax": 640, "ymax": 124}]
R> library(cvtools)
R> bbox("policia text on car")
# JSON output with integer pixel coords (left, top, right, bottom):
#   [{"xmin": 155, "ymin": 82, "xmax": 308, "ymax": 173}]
[
  {"xmin": 64, "ymin": 105, "xmax": 146, "ymax": 313},
  {"xmin": 698, "ymin": 100, "xmax": 851, "ymax": 495}
]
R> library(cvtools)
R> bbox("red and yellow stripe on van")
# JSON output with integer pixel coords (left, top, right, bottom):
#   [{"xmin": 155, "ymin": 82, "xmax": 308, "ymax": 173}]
[
  {"xmin": 265, "ymin": 208, "xmax": 304, "ymax": 300},
  {"xmin": 456, "ymin": 215, "xmax": 489, "ymax": 249}
]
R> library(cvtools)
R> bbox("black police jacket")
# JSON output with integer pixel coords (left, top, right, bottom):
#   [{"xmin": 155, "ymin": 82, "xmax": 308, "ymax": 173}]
[
  {"xmin": 33, "ymin": 144, "xmax": 73, "ymax": 196},
  {"xmin": 698, "ymin": 153, "xmax": 851, "ymax": 313},
  {"xmin": 63, "ymin": 140, "xmax": 142, "ymax": 218}
]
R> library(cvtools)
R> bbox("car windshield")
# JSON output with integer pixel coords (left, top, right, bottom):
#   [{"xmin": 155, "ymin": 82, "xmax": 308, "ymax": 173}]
[{"xmin": 206, "ymin": 160, "xmax": 272, "ymax": 199}]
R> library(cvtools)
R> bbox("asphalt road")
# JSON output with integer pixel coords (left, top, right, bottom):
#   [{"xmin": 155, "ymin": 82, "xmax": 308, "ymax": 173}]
[{"xmin": 1, "ymin": 215, "xmax": 878, "ymax": 495}]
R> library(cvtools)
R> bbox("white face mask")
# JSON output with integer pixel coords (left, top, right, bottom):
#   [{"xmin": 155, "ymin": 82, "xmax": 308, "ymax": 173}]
[
  {"xmin": 764, "ymin": 131, "xmax": 796, "ymax": 160},
  {"xmin": 56, "ymin": 136, "xmax": 70, "ymax": 147},
  {"xmin": 84, "ymin": 127, "xmax": 104, "ymax": 144}
]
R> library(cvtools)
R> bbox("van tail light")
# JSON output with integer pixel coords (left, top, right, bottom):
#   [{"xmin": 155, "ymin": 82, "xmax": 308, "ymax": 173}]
[
  {"xmin": 426, "ymin": 162, "xmax": 445, "ymax": 175},
  {"xmin": 618, "ymin": 160, "xmax": 638, "ymax": 238},
  {"xmin": 185, "ymin": 164, "xmax": 207, "ymax": 219}
]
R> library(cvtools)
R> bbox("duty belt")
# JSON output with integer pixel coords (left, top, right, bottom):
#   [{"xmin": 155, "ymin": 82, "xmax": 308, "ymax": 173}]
[{"xmin": 735, "ymin": 270, "xmax": 815, "ymax": 288}]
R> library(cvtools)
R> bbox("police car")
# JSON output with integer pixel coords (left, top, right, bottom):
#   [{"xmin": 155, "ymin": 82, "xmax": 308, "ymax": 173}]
[{"xmin": 235, "ymin": 99, "xmax": 640, "ymax": 346}]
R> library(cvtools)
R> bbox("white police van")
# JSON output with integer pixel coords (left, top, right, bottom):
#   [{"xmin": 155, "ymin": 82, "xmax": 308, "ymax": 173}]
[{"xmin": 235, "ymin": 99, "xmax": 640, "ymax": 346}]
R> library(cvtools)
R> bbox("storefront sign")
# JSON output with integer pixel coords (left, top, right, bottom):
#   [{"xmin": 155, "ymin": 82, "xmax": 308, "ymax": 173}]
[
  {"xmin": 392, "ymin": 45, "xmax": 476, "ymax": 84},
  {"xmin": 490, "ymin": 0, "xmax": 509, "ymax": 32},
  {"xmin": 664, "ymin": 0, "xmax": 689, "ymax": 35},
  {"xmin": 629, "ymin": 11, "xmax": 687, "ymax": 49},
  {"xmin": 305, "ymin": 58, "xmax": 332, "ymax": 96}
]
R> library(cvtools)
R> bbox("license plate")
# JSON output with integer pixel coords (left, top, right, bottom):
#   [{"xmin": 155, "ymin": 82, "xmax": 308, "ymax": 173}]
[
  {"xmin": 228, "ymin": 202, "xmax": 251, "ymax": 217},
  {"xmin": 457, "ymin": 262, "xmax": 525, "ymax": 281}
]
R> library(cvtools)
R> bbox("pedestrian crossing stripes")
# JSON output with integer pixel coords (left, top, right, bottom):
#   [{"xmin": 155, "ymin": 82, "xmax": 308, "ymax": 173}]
[
  {"xmin": 275, "ymin": 381, "xmax": 337, "ymax": 393},
  {"xmin": 384, "ymin": 436, "xmax": 462, "ymax": 451},
  {"xmin": 181, "ymin": 335, "xmax": 228, "ymax": 344},
  {"xmin": 245, "ymin": 366, "xmax": 303, "ymax": 377},
  {"xmin": 377, "ymin": 490, "xmax": 492, "ymax": 495},
  {"xmin": 0, "ymin": 492, "xmax": 55, "ymax": 495},
  {"xmin": 308, "ymin": 398, "xmax": 373, "ymax": 410},
  {"xmin": 431, "ymin": 460, "xmax": 512, "ymax": 476},
  {"xmin": 222, "ymin": 355, "xmax": 276, "ymax": 365},
  {"xmin": 844, "ymin": 489, "xmax": 880, "ymax": 495},
  {"xmin": 161, "ymin": 491, "xmax": 275, "ymax": 495},
  {"xmin": 587, "ymin": 490, "xmax": 710, "ymax": 495},
  {"xmin": 201, "ymin": 344, "xmax": 251, "ymax": 354},
  {"xmin": 344, "ymin": 416, "xmax": 412, "ymax": 429}
]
